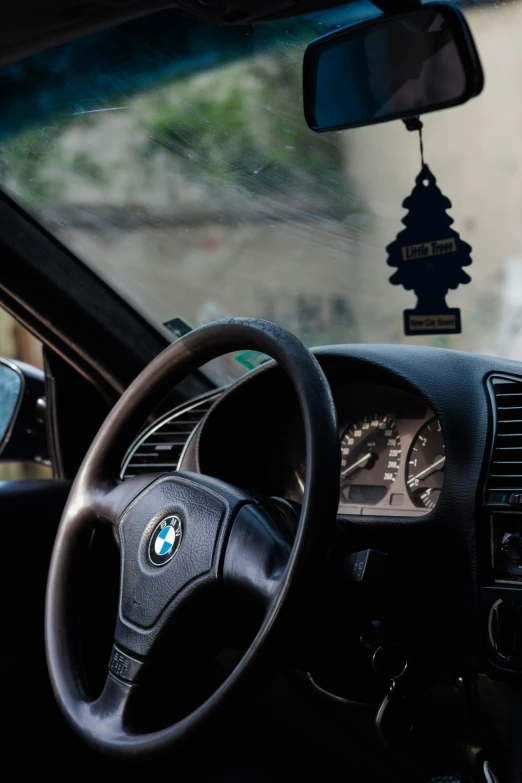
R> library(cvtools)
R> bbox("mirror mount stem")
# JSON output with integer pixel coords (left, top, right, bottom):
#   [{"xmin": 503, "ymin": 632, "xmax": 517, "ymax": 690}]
[
  {"xmin": 403, "ymin": 117, "xmax": 425, "ymax": 165},
  {"xmin": 403, "ymin": 117, "xmax": 423, "ymax": 132}
]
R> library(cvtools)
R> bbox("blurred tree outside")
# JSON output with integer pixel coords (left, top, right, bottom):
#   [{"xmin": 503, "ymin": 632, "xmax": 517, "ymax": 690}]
[
  {"xmin": 0, "ymin": 44, "xmax": 359, "ymax": 219},
  {"xmin": 138, "ymin": 48, "xmax": 353, "ymax": 215},
  {"xmin": 0, "ymin": 7, "xmax": 372, "ymax": 389}
]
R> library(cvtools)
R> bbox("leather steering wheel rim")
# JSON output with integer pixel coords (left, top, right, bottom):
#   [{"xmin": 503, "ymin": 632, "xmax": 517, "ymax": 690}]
[{"xmin": 45, "ymin": 318, "xmax": 340, "ymax": 757}]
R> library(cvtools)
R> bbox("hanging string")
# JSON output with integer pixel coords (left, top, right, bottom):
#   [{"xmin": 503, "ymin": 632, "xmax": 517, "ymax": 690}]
[{"xmin": 403, "ymin": 116, "xmax": 424, "ymax": 167}]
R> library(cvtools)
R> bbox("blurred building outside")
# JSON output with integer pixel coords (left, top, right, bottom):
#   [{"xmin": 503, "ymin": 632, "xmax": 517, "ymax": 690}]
[{"xmin": 2, "ymin": 2, "xmax": 514, "ymax": 363}]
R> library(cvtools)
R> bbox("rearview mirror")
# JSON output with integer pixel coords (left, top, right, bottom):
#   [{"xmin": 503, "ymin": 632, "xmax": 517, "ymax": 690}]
[{"xmin": 303, "ymin": 2, "xmax": 484, "ymax": 132}]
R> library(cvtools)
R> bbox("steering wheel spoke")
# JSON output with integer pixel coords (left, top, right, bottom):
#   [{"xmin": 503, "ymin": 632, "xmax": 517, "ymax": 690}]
[
  {"xmin": 87, "ymin": 671, "xmax": 135, "ymax": 739},
  {"xmin": 223, "ymin": 503, "xmax": 293, "ymax": 608},
  {"xmin": 88, "ymin": 473, "xmax": 166, "ymax": 529}
]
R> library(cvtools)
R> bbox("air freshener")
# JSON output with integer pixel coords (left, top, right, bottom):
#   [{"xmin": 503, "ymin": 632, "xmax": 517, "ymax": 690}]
[{"xmin": 387, "ymin": 121, "xmax": 472, "ymax": 335}]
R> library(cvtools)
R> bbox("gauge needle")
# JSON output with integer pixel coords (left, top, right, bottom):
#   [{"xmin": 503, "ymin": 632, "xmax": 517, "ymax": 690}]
[
  {"xmin": 294, "ymin": 470, "xmax": 305, "ymax": 493},
  {"xmin": 341, "ymin": 452, "xmax": 373, "ymax": 478},
  {"xmin": 407, "ymin": 456, "xmax": 446, "ymax": 486}
]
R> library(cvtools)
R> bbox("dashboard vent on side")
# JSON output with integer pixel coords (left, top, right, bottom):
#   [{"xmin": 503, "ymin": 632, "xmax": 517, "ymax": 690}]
[
  {"xmin": 487, "ymin": 377, "xmax": 522, "ymax": 505},
  {"xmin": 120, "ymin": 392, "xmax": 221, "ymax": 480}
]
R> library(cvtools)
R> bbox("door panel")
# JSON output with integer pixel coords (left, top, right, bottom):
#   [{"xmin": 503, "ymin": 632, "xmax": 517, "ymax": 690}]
[{"xmin": 0, "ymin": 481, "xmax": 71, "ymax": 748}]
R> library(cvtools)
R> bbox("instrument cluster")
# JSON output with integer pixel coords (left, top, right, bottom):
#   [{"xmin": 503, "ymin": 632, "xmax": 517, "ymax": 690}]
[{"xmin": 290, "ymin": 384, "xmax": 444, "ymax": 517}]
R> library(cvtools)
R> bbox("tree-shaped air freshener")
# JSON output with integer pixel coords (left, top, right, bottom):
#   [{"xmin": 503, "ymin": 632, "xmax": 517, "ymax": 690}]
[{"xmin": 387, "ymin": 121, "xmax": 473, "ymax": 336}]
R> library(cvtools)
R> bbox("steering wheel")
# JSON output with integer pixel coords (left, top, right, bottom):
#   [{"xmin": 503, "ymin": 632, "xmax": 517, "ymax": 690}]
[{"xmin": 45, "ymin": 318, "xmax": 340, "ymax": 756}]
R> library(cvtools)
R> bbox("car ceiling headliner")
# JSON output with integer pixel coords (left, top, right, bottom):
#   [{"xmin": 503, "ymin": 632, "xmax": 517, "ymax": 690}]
[{"xmin": 0, "ymin": 0, "xmax": 368, "ymax": 68}]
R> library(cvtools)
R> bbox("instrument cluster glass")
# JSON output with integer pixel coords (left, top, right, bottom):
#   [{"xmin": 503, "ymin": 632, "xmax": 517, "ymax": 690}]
[
  {"xmin": 337, "ymin": 405, "xmax": 444, "ymax": 515},
  {"xmin": 406, "ymin": 417, "xmax": 445, "ymax": 509},
  {"xmin": 290, "ymin": 387, "xmax": 444, "ymax": 516},
  {"xmin": 340, "ymin": 415, "xmax": 401, "ymax": 506}
]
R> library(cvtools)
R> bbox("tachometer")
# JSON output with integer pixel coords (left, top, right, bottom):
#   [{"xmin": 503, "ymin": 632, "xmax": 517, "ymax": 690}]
[
  {"xmin": 406, "ymin": 417, "xmax": 445, "ymax": 509},
  {"xmin": 340, "ymin": 415, "xmax": 401, "ymax": 505}
]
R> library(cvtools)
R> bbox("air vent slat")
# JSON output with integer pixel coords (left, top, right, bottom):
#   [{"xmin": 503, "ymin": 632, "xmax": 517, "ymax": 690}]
[
  {"xmin": 497, "ymin": 411, "xmax": 522, "ymax": 422},
  {"xmin": 135, "ymin": 440, "xmax": 187, "ymax": 447},
  {"xmin": 152, "ymin": 432, "xmax": 197, "ymax": 438},
  {"xmin": 120, "ymin": 392, "xmax": 221, "ymax": 480},
  {"xmin": 493, "ymin": 381, "xmax": 522, "ymax": 393},
  {"xmin": 494, "ymin": 450, "xmax": 522, "ymax": 461},
  {"xmin": 127, "ymin": 463, "xmax": 178, "ymax": 469},
  {"xmin": 486, "ymin": 377, "xmax": 522, "ymax": 504},
  {"xmin": 487, "ymin": 488, "xmax": 522, "ymax": 493}
]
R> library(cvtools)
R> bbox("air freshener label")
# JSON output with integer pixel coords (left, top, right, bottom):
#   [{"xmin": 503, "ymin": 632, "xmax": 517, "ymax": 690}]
[{"xmin": 386, "ymin": 164, "xmax": 472, "ymax": 336}]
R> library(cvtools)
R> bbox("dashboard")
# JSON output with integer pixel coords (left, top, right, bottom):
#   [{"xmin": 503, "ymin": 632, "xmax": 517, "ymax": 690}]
[
  {"xmin": 119, "ymin": 340, "xmax": 522, "ymax": 737},
  {"xmin": 180, "ymin": 360, "xmax": 449, "ymax": 519},
  {"xmin": 122, "ymin": 373, "xmax": 445, "ymax": 518},
  {"xmin": 121, "ymin": 343, "xmax": 522, "ymax": 677}
]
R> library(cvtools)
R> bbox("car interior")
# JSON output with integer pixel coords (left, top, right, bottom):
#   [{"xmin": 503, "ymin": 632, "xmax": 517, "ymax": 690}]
[{"xmin": 1, "ymin": 0, "xmax": 522, "ymax": 781}]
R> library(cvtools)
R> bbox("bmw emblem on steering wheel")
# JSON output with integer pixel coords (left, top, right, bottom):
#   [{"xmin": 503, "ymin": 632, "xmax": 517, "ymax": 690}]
[{"xmin": 148, "ymin": 515, "xmax": 183, "ymax": 566}]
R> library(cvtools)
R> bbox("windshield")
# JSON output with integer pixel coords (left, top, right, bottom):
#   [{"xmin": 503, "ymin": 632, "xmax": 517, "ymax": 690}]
[{"xmin": 0, "ymin": 1, "xmax": 515, "ymax": 385}]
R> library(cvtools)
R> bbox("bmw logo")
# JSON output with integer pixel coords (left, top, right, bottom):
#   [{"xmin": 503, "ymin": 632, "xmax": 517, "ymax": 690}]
[{"xmin": 148, "ymin": 515, "xmax": 183, "ymax": 567}]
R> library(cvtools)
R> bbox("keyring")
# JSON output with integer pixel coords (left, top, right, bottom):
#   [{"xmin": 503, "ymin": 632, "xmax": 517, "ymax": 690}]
[{"xmin": 372, "ymin": 644, "xmax": 408, "ymax": 682}]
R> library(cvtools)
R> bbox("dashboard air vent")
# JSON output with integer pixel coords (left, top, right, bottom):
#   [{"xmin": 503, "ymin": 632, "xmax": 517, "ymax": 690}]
[
  {"xmin": 120, "ymin": 392, "xmax": 221, "ymax": 480},
  {"xmin": 487, "ymin": 377, "xmax": 522, "ymax": 504}
]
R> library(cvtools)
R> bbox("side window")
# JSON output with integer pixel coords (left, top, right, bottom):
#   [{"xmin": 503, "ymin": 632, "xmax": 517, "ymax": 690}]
[{"xmin": 0, "ymin": 309, "xmax": 52, "ymax": 480}]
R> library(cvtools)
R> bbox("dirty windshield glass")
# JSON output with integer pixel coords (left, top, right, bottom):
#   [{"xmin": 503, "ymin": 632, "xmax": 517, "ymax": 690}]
[{"xmin": 0, "ymin": 1, "xmax": 517, "ymax": 384}]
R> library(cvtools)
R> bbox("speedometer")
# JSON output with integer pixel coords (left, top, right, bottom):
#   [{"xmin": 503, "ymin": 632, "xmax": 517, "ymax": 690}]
[{"xmin": 340, "ymin": 415, "xmax": 401, "ymax": 505}]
